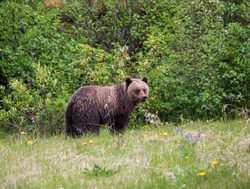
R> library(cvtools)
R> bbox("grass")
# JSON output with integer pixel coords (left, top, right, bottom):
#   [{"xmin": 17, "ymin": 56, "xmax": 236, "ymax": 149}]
[{"xmin": 0, "ymin": 120, "xmax": 249, "ymax": 189}]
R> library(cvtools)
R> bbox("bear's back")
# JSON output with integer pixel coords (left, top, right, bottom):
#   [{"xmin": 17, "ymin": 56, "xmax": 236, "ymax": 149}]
[{"xmin": 70, "ymin": 84, "xmax": 126, "ymax": 107}]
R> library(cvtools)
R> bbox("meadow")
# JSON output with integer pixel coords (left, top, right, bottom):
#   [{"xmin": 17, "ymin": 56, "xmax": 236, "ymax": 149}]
[{"xmin": 0, "ymin": 120, "xmax": 249, "ymax": 189}]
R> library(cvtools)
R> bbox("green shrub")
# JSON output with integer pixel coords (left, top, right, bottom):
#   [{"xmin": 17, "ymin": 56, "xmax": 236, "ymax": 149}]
[
  {"xmin": 0, "ymin": 64, "xmax": 68, "ymax": 135},
  {"xmin": 0, "ymin": 0, "xmax": 249, "ymax": 134},
  {"xmin": 139, "ymin": 0, "xmax": 250, "ymax": 121}
]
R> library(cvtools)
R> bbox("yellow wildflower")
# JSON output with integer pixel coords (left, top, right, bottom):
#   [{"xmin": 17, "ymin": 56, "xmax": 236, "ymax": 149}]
[
  {"xmin": 153, "ymin": 133, "xmax": 158, "ymax": 138},
  {"xmin": 162, "ymin": 132, "xmax": 168, "ymax": 136},
  {"xmin": 88, "ymin": 140, "xmax": 94, "ymax": 144},
  {"xmin": 21, "ymin": 131, "xmax": 28, "ymax": 135},
  {"xmin": 143, "ymin": 134, "xmax": 148, "ymax": 139},
  {"xmin": 82, "ymin": 142, "xmax": 88, "ymax": 146},
  {"xmin": 211, "ymin": 161, "xmax": 219, "ymax": 166},
  {"xmin": 27, "ymin": 140, "xmax": 33, "ymax": 146},
  {"xmin": 197, "ymin": 171, "xmax": 206, "ymax": 177}
]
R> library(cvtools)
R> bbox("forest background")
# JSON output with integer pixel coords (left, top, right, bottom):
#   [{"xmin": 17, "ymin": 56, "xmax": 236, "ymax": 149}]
[{"xmin": 0, "ymin": 0, "xmax": 249, "ymax": 135}]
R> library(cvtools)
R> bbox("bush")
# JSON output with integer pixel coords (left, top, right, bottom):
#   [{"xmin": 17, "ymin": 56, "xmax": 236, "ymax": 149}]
[
  {"xmin": 139, "ymin": 0, "xmax": 250, "ymax": 121},
  {"xmin": 0, "ymin": 0, "xmax": 249, "ymax": 134},
  {"xmin": 0, "ymin": 64, "xmax": 68, "ymax": 135}
]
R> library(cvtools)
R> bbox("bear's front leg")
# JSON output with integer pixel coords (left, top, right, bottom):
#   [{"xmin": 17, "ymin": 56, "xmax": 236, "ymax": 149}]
[{"xmin": 109, "ymin": 115, "xmax": 129, "ymax": 134}]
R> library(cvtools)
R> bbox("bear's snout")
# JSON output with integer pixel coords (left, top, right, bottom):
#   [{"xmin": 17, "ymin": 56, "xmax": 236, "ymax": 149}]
[{"xmin": 141, "ymin": 96, "xmax": 147, "ymax": 102}]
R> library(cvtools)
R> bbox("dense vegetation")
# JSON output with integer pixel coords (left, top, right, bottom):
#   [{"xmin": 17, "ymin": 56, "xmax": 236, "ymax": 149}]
[{"xmin": 0, "ymin": 0, "xmax": 249, "ymax": 135}]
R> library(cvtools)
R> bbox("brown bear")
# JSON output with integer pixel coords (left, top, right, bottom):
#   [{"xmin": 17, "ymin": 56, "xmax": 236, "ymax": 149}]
[{"xmin": 65, "ymin": 77, "xmax": 149, "ymax": 136}]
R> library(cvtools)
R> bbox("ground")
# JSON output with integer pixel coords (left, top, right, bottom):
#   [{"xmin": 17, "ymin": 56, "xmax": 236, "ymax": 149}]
[{"xmin": 0, "ymin": 120, "xmax": 249, "ymax": 189}]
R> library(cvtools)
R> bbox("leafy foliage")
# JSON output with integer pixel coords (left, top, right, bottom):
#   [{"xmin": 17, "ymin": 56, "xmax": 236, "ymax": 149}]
[{"xmin": 0, "ymin": 0, "xmax": 249, "ymax": 134}]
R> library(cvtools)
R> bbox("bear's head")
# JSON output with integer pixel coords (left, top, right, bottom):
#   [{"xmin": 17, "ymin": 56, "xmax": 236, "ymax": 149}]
[{"xmin": 125, "ymin": 77, "xmax": 149, "ymax": 105}]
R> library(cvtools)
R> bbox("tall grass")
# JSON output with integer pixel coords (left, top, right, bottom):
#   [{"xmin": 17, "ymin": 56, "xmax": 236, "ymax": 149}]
[{"xmin": 0, "ymin": 120, "xmax": 249, "ymax": 189}]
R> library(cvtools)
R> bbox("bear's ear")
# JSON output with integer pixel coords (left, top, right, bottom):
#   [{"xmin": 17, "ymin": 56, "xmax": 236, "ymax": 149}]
[
  {"xmin": 125, "ymin": 77, "xmax": 133, "ymax": 86},
  {"xmin": 142, "ymin": 77, "xmax": 148, "ymax": 83}
]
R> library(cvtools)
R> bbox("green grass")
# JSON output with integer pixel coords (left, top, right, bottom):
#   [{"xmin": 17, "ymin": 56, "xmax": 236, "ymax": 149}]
[{"xmin": 0, "ymin": 120, "xmax": 250, "ymax": 189}]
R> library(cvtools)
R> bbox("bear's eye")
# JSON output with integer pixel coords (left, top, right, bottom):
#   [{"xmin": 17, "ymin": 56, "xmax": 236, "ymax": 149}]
[
  {"xmin": 143, "ymin": 89, "xmax": 147, "ymax": 94},
  {"xmin": 135, "ymin": 89, "xmax": 140, "ymax": 94}
]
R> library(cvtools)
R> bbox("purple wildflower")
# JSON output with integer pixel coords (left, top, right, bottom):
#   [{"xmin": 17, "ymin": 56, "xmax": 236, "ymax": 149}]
[
  {"xmin": 175, "ymin": 129, "xmax": 182, "ymax": 134},
  {"xmin": 184, "ymin": 134, "xmax": 195, "ymax": 142}
]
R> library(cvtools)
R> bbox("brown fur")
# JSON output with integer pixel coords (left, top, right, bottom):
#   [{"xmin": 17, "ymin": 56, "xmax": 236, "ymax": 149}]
[{"xmin": 65, "ymin": 77, "xmax": 149, "ymax": 136}]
